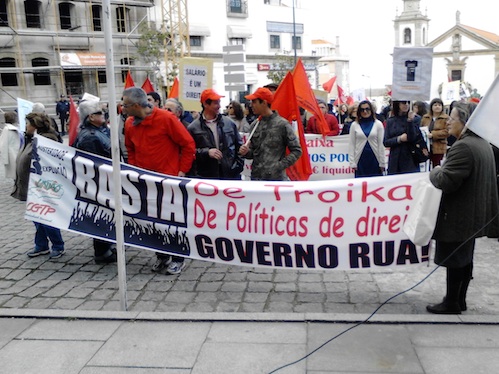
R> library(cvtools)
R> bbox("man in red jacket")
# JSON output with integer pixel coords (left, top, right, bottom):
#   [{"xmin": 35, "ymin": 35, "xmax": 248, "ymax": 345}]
[{"xmin": 123, "ymin": 87, "xmax": 195, "ymax": 275}]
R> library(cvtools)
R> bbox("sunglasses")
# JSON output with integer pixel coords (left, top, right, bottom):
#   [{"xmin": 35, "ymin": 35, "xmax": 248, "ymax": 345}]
[
  {"xmin": 92, "ymin": 111, "xmax": 103, "ymax": 115},
  {"xmin": 359, "ymin": 108, "xmax": 371, "ymax": 112}
]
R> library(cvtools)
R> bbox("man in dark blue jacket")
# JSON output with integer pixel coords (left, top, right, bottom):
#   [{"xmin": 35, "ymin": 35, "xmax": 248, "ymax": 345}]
[{"xmin": 73, "ymin": 100, "xmax": 117, "ymax": 264}]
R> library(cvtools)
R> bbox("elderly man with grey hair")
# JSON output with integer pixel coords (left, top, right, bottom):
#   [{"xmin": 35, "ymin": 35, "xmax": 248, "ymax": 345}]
[
  {"xmin": 73, "ymin": 100, "xmax": 117, "ymax": 264},
  {"xmin": 164, "ymin": 98, "xmax": 190, "ymax": 127}
]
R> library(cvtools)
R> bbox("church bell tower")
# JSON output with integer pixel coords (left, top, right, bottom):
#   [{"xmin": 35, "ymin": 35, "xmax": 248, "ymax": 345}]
[{"xmin": 394, "ymin": 0, "xmax": 430, "ymax": 47}]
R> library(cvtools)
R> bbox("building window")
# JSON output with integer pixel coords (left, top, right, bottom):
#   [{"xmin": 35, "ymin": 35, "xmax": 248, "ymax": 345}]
[
  {"xmin": 270, "ymin": 35, "xmax": 280, "ymax": 49},
  {"xmin": 25, "ymin": 0, "xmax": 41, "ymax": 28},
  {"xmin": 451, "ymin": 70, "xmax": 462, "ymax": 82},
  {"xmin": 227, "ymin": 0, "xmax": 248, "ymax": 16},
  {"xmin": 120, "ymin": 57, "xmax": 133, "ymax": 82},
  {"xmin": 59, "ymin": 3, "xmax": 72, "ymax": 30},
  {"xmin": 404, "ymin": 28, "xmax": 411, "ymax": 44},
  {"xmin": 190, "ymin": 36, "xmax": 202, "ymax": 47},
  {"xmin": 98, "ymin": 70, "xmax": 107, "ymax": 83},
  {"xmin": 0, "ymin": 1, "xmax": 9, "ymax": 27},
  {"xmin": 64, "ymin": 70, "xmax": 83, "ymax": 96},
  {"xmin": 116, "ymin": 6, "xmax": 129, "ymax": 33},
  {"xmin": 264, "ymin": 0, "xmax": 270, "ymax": 4},
  {"xmin": 292, "ymin": 36, "xmax": 302, "ymax": 50},
  {"xmin": 0, "ymin": 57, "xmax": 18, "ymax": 86},
  {"xmin": 92, "ymin": 5, "xmax": 102, "ymax": 31},
  {"xmin": 32, "ymin": 57, "xmax": 50, "ymax": 85}
]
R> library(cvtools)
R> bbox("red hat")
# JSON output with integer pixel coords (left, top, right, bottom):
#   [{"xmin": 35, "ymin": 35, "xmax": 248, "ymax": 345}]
[
  {"xmin": 245, "ymin": 87, "xmax": 274, "ymax": 104},
  {"xmin": 200, "ymin": 89, "xmax": 224, "ymax": 103}
]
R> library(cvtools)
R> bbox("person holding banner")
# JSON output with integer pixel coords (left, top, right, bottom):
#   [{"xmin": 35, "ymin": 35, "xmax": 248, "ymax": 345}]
[
  {"xmin": 383, "ymin": 100, "xmax": 421, "ymax": 175},
  {"xmin": 73, "ymin": 100, "xmax": 117, "ymax": 264},
  {"xmin": 12, "ymin": 112, "xmax": 65, "ymax": 259},
  {"xmin": 238, "ymin": 87, "xmax": 302, "ymax": 181},
  {"xmin": 426, "ymin": 102, "xmax": 499, "ymax": 314},
  {"xmin": 123, "ymin": 87, "xmax": 196, "ymax": 275},
  {"xmin": 348, "ymin": 100, "xmax": 386, "ymax": 177}
]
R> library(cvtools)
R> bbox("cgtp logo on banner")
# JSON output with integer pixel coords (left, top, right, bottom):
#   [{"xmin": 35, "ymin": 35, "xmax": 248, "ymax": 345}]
[{"xmin": 392, "ymin": 47, "xmax": 433, "ymax": 101}]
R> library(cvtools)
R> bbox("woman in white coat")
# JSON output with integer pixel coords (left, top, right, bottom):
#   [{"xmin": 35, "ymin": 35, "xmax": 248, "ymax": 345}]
[{"xmin": 348, "ymin": 100, "xmax": 386, "ymax": 177}]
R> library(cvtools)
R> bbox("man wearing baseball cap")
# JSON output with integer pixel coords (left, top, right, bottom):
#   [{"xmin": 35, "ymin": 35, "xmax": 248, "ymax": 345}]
[
  {"xmin": 187, "ymin": 88, "xmax": 244, "ymax": 180},
  {"xmin": 239, "ymin": 87, "xmax": 302, "ymax": 181}
]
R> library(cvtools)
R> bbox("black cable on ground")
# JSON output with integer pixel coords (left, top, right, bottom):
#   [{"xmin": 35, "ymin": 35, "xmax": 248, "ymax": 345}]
[{"xmin": 268, "ymin": 214, "xmax": 499, "ymax": 374}]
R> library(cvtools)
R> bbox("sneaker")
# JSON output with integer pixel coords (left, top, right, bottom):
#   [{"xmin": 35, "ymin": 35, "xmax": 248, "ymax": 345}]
[
  {"xmin": 95, "ymin": 252, "xmax": 117, "ymax": 264},
  {"xmin": 27, "ymin": 248, "xmax": 50, "ymax": 257},
  {"xmin": 151, "ymin": 257, "xmax": 171, "ymax": 272},
  {"xmin": 166, "ymin": 261, "xmax": 186, "ymax": 275},
  {"xmin": 49, "ymin": 249, "xmax": 66, "ymax": 259}
]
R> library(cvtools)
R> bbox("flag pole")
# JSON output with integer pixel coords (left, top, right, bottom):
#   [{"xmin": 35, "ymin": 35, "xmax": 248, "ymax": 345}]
[{"xmin": 102, "ymin": 0, "xmax": 127, "ymax": 311}]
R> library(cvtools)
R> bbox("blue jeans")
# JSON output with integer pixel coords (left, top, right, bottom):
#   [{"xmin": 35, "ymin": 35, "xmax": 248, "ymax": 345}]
[{"xmin": 34, "ymin": 222, "xmax": 64, "ymax": 252}]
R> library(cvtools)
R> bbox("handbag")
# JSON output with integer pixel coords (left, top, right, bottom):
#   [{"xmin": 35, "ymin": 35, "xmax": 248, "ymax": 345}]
[
  {"xmin": 403, "ymin": 176, "xmax": 443, "ymax": 246},
  {"xmin": 409, "ymin": 127, "xmax": 430, "ymax": 164}
]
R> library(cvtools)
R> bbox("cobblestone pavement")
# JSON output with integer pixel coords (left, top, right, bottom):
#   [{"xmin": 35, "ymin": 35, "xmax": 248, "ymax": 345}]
[{"xmin": 1, "ymin": 167, "xmax": 499, "ymax": 315}]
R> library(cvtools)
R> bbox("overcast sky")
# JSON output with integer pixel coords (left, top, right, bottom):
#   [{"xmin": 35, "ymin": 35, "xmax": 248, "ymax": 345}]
[{"xmin": 303, "ymin": 0, "xmax": 499, "ymax": 90}]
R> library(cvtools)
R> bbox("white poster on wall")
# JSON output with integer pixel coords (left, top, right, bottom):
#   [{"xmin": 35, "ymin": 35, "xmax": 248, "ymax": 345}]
[{"xmin": 392, "ymin": 47, "xmax": 433, "ymax": 101}]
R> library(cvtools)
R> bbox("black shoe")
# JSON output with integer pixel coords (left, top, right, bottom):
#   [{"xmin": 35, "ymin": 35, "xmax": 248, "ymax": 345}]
[
  {"xmin": 426, "ymin": 301, "xmax": 461, "ymax": 315},
  {"xmin": 151, "ymin": 257, "xmax": 171, "ymax": 272},
  {"xmin": 95, "ymin": 252, "xmax": 117, "ymax": 264}
]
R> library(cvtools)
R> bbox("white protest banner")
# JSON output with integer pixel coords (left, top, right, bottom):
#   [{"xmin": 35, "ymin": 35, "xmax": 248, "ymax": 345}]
[
  {"xmin": 179, "ymin": 57, "xmax": 213, "ymax": 111},
  {"xmin": 465, "ymin": 73, "xmax": 499, "ymax": 149},
  {"xmin": 26, "ymin": 135, "xmax": 430, "ymax": 272},
  {"xmin": 240, "ymin": 134, "xmax": 355, "ymax": 180},
  {"xmin": 392, "ymin": 47, "xmax": 433, "ymax": 101}
]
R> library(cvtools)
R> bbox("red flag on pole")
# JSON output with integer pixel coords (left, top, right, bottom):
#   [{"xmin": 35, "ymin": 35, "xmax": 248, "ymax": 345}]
[
  {"xmin": 141, "ymin": 77, "xmax": 154, "ymax": 93},
  {"xmin": 292, "ymin": 59, "xmax": 329, "ymax": 137},
  {"xmin": 272, "ymin": 72, "xmax": 312, "ymax": 181},
  {"xmin": 68, "ymin": 96, "xmax": 80, "ymax": 147},
  {"xmin": 337, "ymin": 85, "xmax": 347, "ymax": 104},
  {"xmin": 124, "ymin": 71, "xmax": 135, "ymax": 89},
  {"xmin": 168, "ymin": 77, "xmax": 179, "ymax": 98},
  {"xmin": 322, "ymin": 76, "xmax": 337, "ymax": 93}
]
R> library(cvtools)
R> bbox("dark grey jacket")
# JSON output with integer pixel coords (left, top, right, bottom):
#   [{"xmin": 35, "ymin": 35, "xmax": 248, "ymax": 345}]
[{"xmin": 430, "ymin": 130, "xmax": 499, "ymax": 242}]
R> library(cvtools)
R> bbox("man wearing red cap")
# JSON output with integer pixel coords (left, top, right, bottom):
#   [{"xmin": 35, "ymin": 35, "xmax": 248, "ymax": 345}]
[
  {"xmin": 239, "ymin": 87, "xmax": 302, "ymax": 181},
  {"xmin": 187, "ymin": 89, "xmax": 244, "ymax": 179},
  {"xmin": 123, "ymin": 87, "xmax": 195, "ymax": 275}
]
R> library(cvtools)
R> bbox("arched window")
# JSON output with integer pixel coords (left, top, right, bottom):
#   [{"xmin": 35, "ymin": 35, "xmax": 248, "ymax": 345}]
[
  {"xmin": 91, "ymin": 5, "xmax": 102, "ymax": 31},
  {"xmin": 32, "ymin": 57, "xmax": 50, "ymax": 85},
  {"xmin": 25, "ymin": 0, "xmax": 41, "ymax": 28},
  {"xmin": 0, "ymin": 57, "xmax": 18, "ymax": 86},
  {"xmin": 404, "ymin": 28, "xmax": 412, "ymax": 44}
]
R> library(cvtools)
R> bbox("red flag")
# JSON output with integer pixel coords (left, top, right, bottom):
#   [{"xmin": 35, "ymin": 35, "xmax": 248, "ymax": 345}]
[
  {"xmin": 68, "ymin": 96, "xmax": 80, "ymax": 147},
  {"xmin": 168, "ymin": 77, "xmax": 179, "ymax": 98},
  {"xmin": 124, "ymin": 71, "xmax": 135, "ymax": 89},
  {"xmin": 292, "ymin": 59, "xmax": 329, "ymax": 137},
  {"xmin": 337, "ymin": 85, "xmax": 347, "ymax": 104},
  {"xmin": 322, "ymin": 76, "xmax": 337, "ymax": 93},
  {"xmin": 141, "ymin": 77, "xmax": 154, "ymax": 93},
  {"xmin": 272, "ymin": 72, "xmax": 312, "ymax": 181}
]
